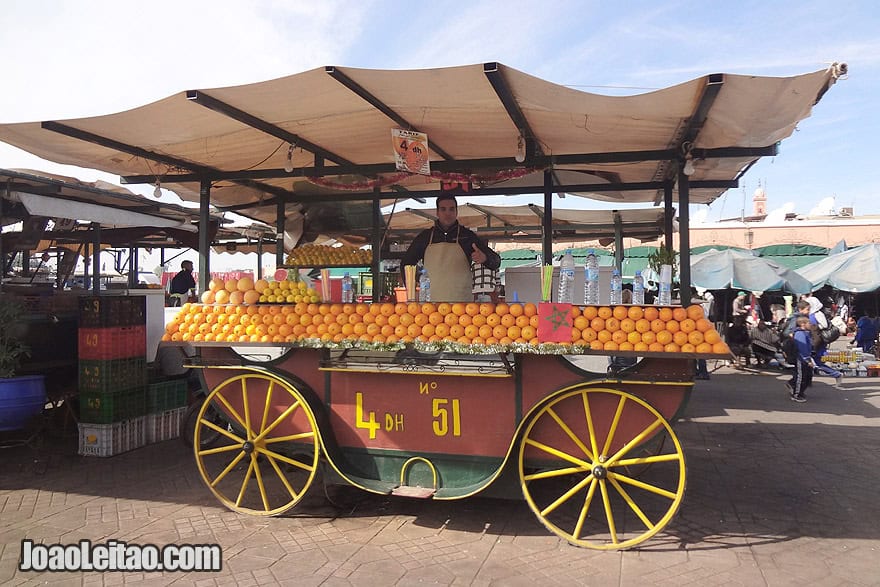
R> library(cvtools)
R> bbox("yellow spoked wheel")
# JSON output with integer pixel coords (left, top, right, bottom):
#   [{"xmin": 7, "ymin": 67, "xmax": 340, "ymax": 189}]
[
  {"xmin": 194, "ymin": 373, "xmax": 320, "ymax": 516},
  {"xmin": 518, "ymin": 387, "xmax": 686, "ymax": 550}
]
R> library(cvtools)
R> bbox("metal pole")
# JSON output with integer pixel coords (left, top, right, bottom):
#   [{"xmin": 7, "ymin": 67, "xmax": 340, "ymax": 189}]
[
  {"xmin": 91, "ymin": 223, "xmax": 101, "ymax": 295},
  {"xmin": 613, "ymin": 212, "xmax": 623, "ymax": 272},
  {"xmin": 372, "ymin": 189, "xmax": 382, "ymax": 302},
  {"xmin": 663, "ymin": 183, "xmax": 674, "ymax": 252},
  {"xmin": 542, "ymin": 170, "xmax": 552, "ymax": 263},
  {"xmin": 198, "ymin": 179, "xmax": 211, "ymax": 295},
  {"xmin": 677, "ymin": 170, "xmax": 691, "ymax": 302}
]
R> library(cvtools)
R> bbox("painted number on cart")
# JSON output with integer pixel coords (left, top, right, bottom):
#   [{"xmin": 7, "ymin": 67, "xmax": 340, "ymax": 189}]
[
  {"xmin": 432, "ymin": 398, "xmax": 461, "ymax": 437},
  {"xmin": 355, "ymin": 392, "xmax": 404, "ymax": 439}
]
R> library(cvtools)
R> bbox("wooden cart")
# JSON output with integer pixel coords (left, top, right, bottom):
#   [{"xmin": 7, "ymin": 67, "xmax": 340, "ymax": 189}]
[{"xmin": 182, "ymin": 303, "xmax": 729, "ymax": 551}]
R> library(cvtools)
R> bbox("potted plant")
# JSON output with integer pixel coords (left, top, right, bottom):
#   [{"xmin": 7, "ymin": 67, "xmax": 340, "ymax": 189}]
[{"xmin": 0, "ymin": 293, "xmax": 46, "ymax": 432}]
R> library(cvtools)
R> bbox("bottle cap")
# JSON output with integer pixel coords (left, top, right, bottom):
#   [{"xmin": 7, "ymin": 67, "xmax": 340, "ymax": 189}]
[
  {"xmin": 635, "ymin": 270, "xmax": 641, "ymax": 276},
  {"xmin": 344, "ymin": 272, "xmax": 350, "ymax": 277},
  {"xmin": 612, "ymin": 269, "xmax": 620, "ymax": 276}
]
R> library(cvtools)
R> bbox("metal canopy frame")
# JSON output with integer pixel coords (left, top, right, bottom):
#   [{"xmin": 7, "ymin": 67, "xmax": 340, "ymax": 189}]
[{"xmin": 13, "ymin": 62, "xmax": 843, "ymax": 298}]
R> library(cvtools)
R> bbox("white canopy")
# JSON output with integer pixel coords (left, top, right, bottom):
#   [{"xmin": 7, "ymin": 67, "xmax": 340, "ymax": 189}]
[
  {"xmin": 0, "ymin": 62, "xmax": 845, "ymax": 230},
  {"xmin": 798, "ymin": 243, "xmax": 880, "ymax": 292},
  {"xmin": 690, "ymin": 248, "xmax": 813, "ymax": 294}
]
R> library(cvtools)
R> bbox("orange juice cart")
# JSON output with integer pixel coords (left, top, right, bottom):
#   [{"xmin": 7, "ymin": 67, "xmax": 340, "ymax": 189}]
[{"xmin": 169, "ymin": 296, "xmax": 730, "ymax": 550}]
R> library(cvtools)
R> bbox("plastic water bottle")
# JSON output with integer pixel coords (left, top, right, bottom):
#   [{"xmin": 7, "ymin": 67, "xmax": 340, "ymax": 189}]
[
  {"xmin": 632, "ymin": 270, "xmax": 645, "ymax": 305},
  {"xmin": 557, "ymin": 249, "xmax": 576, "ymax": 303},
  {"xmin": 418, "ymin": 269, "xmax": 431, "ymax": 302},
  {"xmin": 341, "ymin": 272, "xmax": 354, "ymax": 303},
  {"xmin": 584, "ymin": 249, "xmax": 599, "ymax": 305},
  {"xmin": 657, "ymin": 264, "xmax": 672, "ymax": 306},
  {"xmin": 609, "ymin": 269, "xmax": 623, "ymax": 305}
]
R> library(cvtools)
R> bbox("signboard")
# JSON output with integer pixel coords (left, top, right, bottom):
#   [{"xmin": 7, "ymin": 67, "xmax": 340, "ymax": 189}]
[{"xmin": 392, "ymin": 129, "xmax": 430, "ymax": 175}]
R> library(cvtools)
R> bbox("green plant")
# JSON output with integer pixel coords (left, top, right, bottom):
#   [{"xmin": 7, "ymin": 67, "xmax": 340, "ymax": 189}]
[
  {"xmin": 0, "ymin": 294, "xmax": 30, "ymax": 378},
  {"xmin": 647, "ymin": 247, "xmax": 679, "ymax": 279}
]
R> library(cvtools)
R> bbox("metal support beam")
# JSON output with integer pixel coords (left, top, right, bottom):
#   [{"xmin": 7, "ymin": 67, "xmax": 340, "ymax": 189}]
[
  {"xmin": 91, "ymin": 223, "xmax": 101, "ymax": 295},
  {"xmin": 663, "ymin": 184, "xmax": 674, "ymax": 252},
  {"xmin": 371, "ymin": 191, "xmax": 382, "ymax": 303},
  {"xmin": 404, "ymin": 208, "xmax": 438, "ymax": 222},
  {"xmin": 465, "ymin": 202, "xmax": 513, "ymax": 227},
  {"xmin": 276, "ymin": 200, "xmax": 286, "ymax": 269},
  {"xmin": 665, "ymin": 73, "xmax": 724, "ymax": 182},
  {"xmin": 484, "ymin": 62, "xmax": 544, "ymax": 162},
  {"xmin": 325, "ymin": 66, "xmax": 454, "ymax": 161},
  {"xmin": 542, "ymin": 170, "xmax": 553, "ymax": 263},
  {"xmin": 186, "ymin": 90, "xmax": 354, "ymax": 166},
  {"xmin": 613, "ymin": 212, "xmax": 624, "ymax": 271},
  {"xmin": 677, "ymin": 168, "xmax": 691, "ymax": 300},
  {"xmin": 198, "ymin": 180, "xmax": 211, "ymax": 295}
]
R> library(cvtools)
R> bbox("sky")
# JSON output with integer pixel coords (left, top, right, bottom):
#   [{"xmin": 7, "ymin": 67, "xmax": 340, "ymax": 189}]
[{"xmin": 1, "ymin": 0, "xmax": 878, "ymax": 271}]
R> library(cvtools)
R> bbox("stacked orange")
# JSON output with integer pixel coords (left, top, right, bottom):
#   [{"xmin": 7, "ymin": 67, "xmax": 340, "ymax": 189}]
[{"xmin": 163, "ymin": 301, "xmax": 728, "ymax": 354}]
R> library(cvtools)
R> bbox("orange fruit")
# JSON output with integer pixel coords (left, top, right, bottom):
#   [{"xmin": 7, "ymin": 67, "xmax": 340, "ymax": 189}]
[
  {"xmin": 493, "ymin": 325, "xmax": 508, "ymax": 339},
  {"xmin": 604, "ymin": 317, "xmax": 620, "ymax": 332},
  {"xmin": 486, "ymin": 314, "xmax": 501, "ymax": 327},
  {"xmin": 582, "ymin": 306, "xmax": 598, "ymax": 320},
  {"xmin": 656, "ymin": 330, "xmax": 673, "ymax": 345},
  {"xmin": 399, "ymin": 313, "xmax": 414, "ymax": 326},
  {"xmin": 704, "ymin": 330, "xmax": 721, "ymax": 345},
  {"xmin": 590, "ymin": 317, "xmax": 606, "ymax": 332},
  {"xmin": 500, "ymin": 314, "xmax": 516, "ymax": 327},
  {"xmin": 658, "ymin": 307, "xmax": 673, "ymax": 321},
  {"xmin": 679, "ymin": 318, "xmax": 696, "ymax": 333},
  {"xmin": 643, "ymin": 306, "xmax": 659, "ymax": 321},
  {"xmin": 478, "ymin": 324, "xmax": 493, "ymax": 339},
  {"xmin": 495, "ymin": 303, "xmax": 510, "ymax": 316},
  {"xmin": 414, "ymin": 313, "xmax": 429, "ymax": 327},
  {"xmin": 696, "ymin": 318, "xmax": 713, "ymax": 333},
  {"xmin": 444, "ymin": 313, "xmax": 459, "ymax": 326},
  {"xmin": 612, "ymin": 306, "xmax": 628, "ymax": 320},
  {"xmin": 228, "ymin": 291, "xmax": 244, "ymax": 305},
  {"xmin": 507, "ymin": 325, "xmax": 522, "ymax": 339},
  {"xmin": 664, "ymin": 342, "xmax": 680, "ymax": 353},
  {"xmin": 574, "ymin": 316, "xmax": 589, "ymax": 330},
  {"xmin": 620, "ymin": 318, "xmax": 636, "ymax": 333},
  {"xmin": 464, "ymin": 324, "xmax": 479, "ymax": 339},
  {"xmin": 635, "ymin": 318, "xmax": 652, "ymax": 334},
  {"xmin": 451, "ymin": 303, "xmax": 466, "ymax": 316},
  {"xmin": 394, "ymin": 303, "xmax": 408, "ymax": 315},
  {"xmin": 380, "ymin": 303, "xmax": 395, "ymax": 316},
  {"xmin": 435, "ymin": 324, "xmax": 450, "ymax": 338},
  {"xmin": 590, "ymin": 340, "xmax": 604, "ymax": 350},
  {"xmin": 571, "ymin": 329, "xmax": 581, "ymax": 343},
  {"xmin": 421, "ymin": 323, "xmax": 436, "ymax": 338},
  {"xmin": 648, "ymin": 342, "xmax": 665, "ymax": 352},
  {"xmin": 597, "ymin": 306, "xmax": 613, "ymax": 319},
  {"xmin": 521, "ymin": 325, "xmax": 536, "ymax": 340},
  {"xmin": 680, "ymin": 343, "xmax": 696, "ymax": 353},
  {"xmin": 530, "ymin": 315, "xmax": 540, "ymax": 328},
  {"xmin": 627, "ymin": 331, "xmax": 642, "ymax": 345},
  {"xmin": 672, "ymin": 307, "xmax": 688, "ymax": 321},
  {"xmin": 224, "ymin": 278, "xmax": 239, "ymax": 292},
  {"xmin": 597, "ymin": 330, "xmax": 612, "ymax": 343},
  {"xmin": 523, "ymin": 303, "xmax": 538, "ymax": 317},
  {"xmin": 407, "ymin": 303, "xmax": 421, "ymax": 316},
  {"xmin": 619, "ymin": 342, "xmax": 634, "ymax": 351},
  {"xmin": 420, "ymin": 302, "xmax": 436, "ymax": 315},
  {"xmin": 237, "ymin": 277, "xmax": 254, "ymax": 291},
  {"xmin": 634, "ymin": 341, "xmax": 649, "ymax": 352},
  {"xmin": 509, "ymin": 304, "xmax": 524, "ymax": 317},
  {"xmin": 581, "ymin": 328, "xmax": 597, "ymax": 342},
  {"xmin": 611, "ymin": 330, "xmax": 628, "ymax": 344},
  {"xmin": 515, "ymin": 315, "xmax": 530, "ymax": 328},
  {"xmin": 627, "ymin": 306, "xmax": 644, "ymax": 321},
  {"xmin": 254, "ymin": 279, "xmax": 269, "ymax": 293},
  {"xmin": 208, "ymin": 278, "xmax": 224, "ymax": 292},
  {"xmin": 603, "ymin": 341, "xmax": 619, "ymax": 351},
  {"xmin": 686, "ymin": 305, "xmax": 705, "ymax": 320},
  {"xmin": 696, "ymin": 342, "xmax": 713, "ymax": 353},
  {"xmin": 201, "ymin": 291, "xmax": 216, "ymax": 304},
  {"xmin": 408, "ymin": 323, "xmax": 423, "ymax": 338},
  {"xmin": 688, "ymin": 330, "xmax": 705, "ymax": 345},
  {"xmin": 437, "ymin": 303, "xmax": 452, "ymax": 316},
  {"xmin": 665, "ymin": 320, "xmax": 680, "ymax": 334},
  {"xmin": 650, "ymin": 319, "xmax": 666, "ymax": 333},
  {"xmin": 479, "ymin": 303, "xmax": 494, "ymax": 317},
  {"xmin": 672, "ymin": 331, "xmax": 689, "ymax": 346},
  {"xmin": 428, "ymin": 312, "xmax": 444, "ymax": 326}
]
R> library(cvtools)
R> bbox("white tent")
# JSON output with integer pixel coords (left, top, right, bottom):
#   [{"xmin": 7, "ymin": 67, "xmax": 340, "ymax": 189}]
[
  {"xmin": 798, "ymin": 243, "xmax": 880, "ymax": 292},
  {"xmin": 690, "ymin": 248, "xmax": 812, "ymax": 294}
]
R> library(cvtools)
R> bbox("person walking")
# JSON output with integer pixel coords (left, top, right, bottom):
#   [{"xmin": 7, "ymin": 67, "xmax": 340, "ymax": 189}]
[
  {"xmin": 786, "ymin": 316, "xmax": 814, "ymax": 402},
  {"xmin": 807, "ymin": 297, "xmax": 844, "ymax": 387}
]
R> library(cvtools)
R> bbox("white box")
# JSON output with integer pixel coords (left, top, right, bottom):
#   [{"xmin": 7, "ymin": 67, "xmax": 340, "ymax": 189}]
[
  {"xmin": 504, "ymin": 265, "xmax": 613, "ymax": 305},
  {"xmin": 145, "ymin": 407, "xmax": 186, "ymax": 444},
  {"xmin": 78, "ymin": 417, "xmax": 146, "ymax": 457}
]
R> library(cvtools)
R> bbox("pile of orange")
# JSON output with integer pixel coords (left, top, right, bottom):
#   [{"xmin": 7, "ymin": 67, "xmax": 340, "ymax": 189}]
[
  {"xmin": 570, "ymin": 304, "xmax": 727, "ymax": 354},
  {"xmin": 163, "ymin": 300, "xmax": 728, "ymax": 354},
  {"xmin": 198, "ymin": 276, "xmax": 321, "ymax": 305}
]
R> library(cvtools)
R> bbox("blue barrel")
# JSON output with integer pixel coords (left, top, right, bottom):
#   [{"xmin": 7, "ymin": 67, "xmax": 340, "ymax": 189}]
[{"xmin": 0, "ymin": 375, "xmax": 46, "ymax": 431}]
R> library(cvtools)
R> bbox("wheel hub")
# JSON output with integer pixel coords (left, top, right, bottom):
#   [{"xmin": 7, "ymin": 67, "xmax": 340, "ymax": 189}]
[
  {"xmin": 591, "ymin": 465, "xmax": 607, "ymax": 479},
  {"xmin": 242, "ymin": 441, "xmax": 255, "ymax": 455}
]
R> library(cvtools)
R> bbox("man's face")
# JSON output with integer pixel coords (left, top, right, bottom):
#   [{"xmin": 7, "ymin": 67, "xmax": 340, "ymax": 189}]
[{"xmin": 436, "ymin": 200, "xmax": 457, "ymax": 229}]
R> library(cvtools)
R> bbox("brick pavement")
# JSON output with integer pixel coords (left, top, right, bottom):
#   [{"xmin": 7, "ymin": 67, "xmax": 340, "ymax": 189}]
[{"xmin": 1, "ymin": 364, "xmax": 879, "ymax": 586}]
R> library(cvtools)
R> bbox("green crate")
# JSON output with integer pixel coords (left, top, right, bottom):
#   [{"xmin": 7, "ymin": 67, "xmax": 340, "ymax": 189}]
[
  {"xmin": 146, "ymin": 379, "xmax": 188, "ymax": 413},
  {"xmin": 79, "ymin": 357, "xmax": 147, "ymax": 394},
  {"xmin": 78, "ymin": 387, "xmax": 146, "ymax": 424}
]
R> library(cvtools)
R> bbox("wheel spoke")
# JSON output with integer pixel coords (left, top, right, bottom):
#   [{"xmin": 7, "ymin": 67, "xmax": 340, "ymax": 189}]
[
  {"xmin": 613, "ymin": 452, "xmax": 682, "ymax": 468},
  {"xmin": 524, "ymin": 438, "xmax": 592, "ymax": 469},
  {"xmin": 573, "ymin": 477, "xmax": 599, "ymax": 539},
  {"xmin": 241, "ymin": 379, "xmax": 253, "ymax": 441},
  {"xmin": 200, "ymin": 418, "xmax": 243, "ymax": 444},
  {"xmin": 209, "ymin": 450, "xmax": 247, "ymax": 487},
  {"xmin": 252, "ymin": 400, "xmax": 301, "ymax": 443},
  {"xmin": 547, "ymin": 406, "xmax": 594, "ymax": 461},
  {"xmin": 600, "ymin": 395, "xmax": 627, "ymax": 458},
  {"xmin": 580, "ymin": 393, "xmax": 599, "ymax": 461},
  {"xmin": 265, "ymin": 454, "xmax": 300, "ymax": 501},
  {"xmin": 235, "ymin": 458, "xmax": 256, "ymax": 507},
  {"xmin": 608, "ymin": 475, "xmax": 655, "ymax": 530},
  {"xmin": 523, "ymin": 466, "xmax": 587, "ymax": 481},
  {"xmin": 260, "ymin": 380, "xmax": 275, "ymax": 435},
  {"xmin": 604, "ymin": 418, "xmax": 664, "ymax": 467},
  {"xmin": 257, "ymin": 447, "xmax": 315, "ymax": 472},
  {"xmin": 198, "ymin": 443, "xmax": 243, "ymax": 457},
  {"xmin": 252, "ymin": 454, "xmax": 271, "ymax": 512},
  {"xmin": 212, "ymin": 391, "xmax": 247, "ymax": 430},
  {"xmin": 264, "ymin": 431, "xmax": 316, "ymax": 444},
  {"xmin": 598, "ymin": 479, "xmax": 618, "ymax": 545},
  {"xmin": 609, "ymin": 470, "xmax": 678, "ymax": 500},
  {"xmin": 540, "ymin": 474, "xmax": 593, "ymax": 517}
]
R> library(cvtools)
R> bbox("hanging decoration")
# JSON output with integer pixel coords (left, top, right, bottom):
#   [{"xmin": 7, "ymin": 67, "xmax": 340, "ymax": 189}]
[{"xmin": 305, "ymin": 167, "xmax": 540, "ymax": 192}]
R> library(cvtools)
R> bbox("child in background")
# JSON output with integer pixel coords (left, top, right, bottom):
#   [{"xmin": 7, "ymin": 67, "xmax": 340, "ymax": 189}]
[{"xmin": 786, "ymin": 316, "xmax": 814, "ymax": 403}]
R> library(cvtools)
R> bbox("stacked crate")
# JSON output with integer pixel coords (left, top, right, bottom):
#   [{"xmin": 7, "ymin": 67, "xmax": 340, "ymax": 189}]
[
  {"xmin": 145, "ymin": 378, "xmax": 188, "ymax": 443},
  {"xmin": 77, "ymin": 296, "xmax": 147, "ymax": 457}
]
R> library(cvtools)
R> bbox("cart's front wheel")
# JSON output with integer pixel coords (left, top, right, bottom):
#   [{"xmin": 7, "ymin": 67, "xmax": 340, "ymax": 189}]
[
  {"xmin": 194, "ymin": 373, "xmax": 320, "ymax": 516},
  {"xmin": 518, "ymin": 387, "xmax": 686, "ymax": 550}
]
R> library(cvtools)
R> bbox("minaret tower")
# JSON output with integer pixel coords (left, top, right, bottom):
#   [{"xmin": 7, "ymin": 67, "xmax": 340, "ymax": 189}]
[{"xmin": 753, "ymin": 183, "xmax": 767, "ymax": 216}]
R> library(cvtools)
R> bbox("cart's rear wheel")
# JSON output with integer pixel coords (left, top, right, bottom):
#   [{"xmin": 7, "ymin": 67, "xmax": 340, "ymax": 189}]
[
  {"xmin": 194, "ymin": 373, "xmax": 320, "ymax": 516},
  {"xmin": 518, "ymin": 387, "xmax": 686, "ymax": 550}
]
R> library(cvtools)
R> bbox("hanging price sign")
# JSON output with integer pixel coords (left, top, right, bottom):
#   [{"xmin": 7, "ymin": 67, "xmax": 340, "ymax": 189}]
[{"xmin": 392, "ymin": 129, "xmax": 430, "ymax": 175}]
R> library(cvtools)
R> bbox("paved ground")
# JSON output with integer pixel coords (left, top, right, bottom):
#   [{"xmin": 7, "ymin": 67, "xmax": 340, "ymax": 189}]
[{"xmin": 2, "ymin": 361, "xmax": 879, "ymax": 586}]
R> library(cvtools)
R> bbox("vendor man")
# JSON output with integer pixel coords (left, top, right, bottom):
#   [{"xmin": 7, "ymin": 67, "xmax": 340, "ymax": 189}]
[{"xmin": 401, "ymin": 194, "xmax": 500, "ymax": 302}]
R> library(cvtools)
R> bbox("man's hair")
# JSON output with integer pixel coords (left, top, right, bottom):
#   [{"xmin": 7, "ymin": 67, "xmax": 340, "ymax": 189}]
[
  {"xmin": 796, "ymin": 316, "xmax": 811, "ymax": 328},
  {"xmin": 181, "ymin": 260, "xmax": 193, "ymax": 270},
  {"xmin": 796, "ymin": 300, "xmax": 810, "ymax": 311},
  {"xmin": 436, "ymin": 194, "xmax": 457, "ymax": 208}
]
